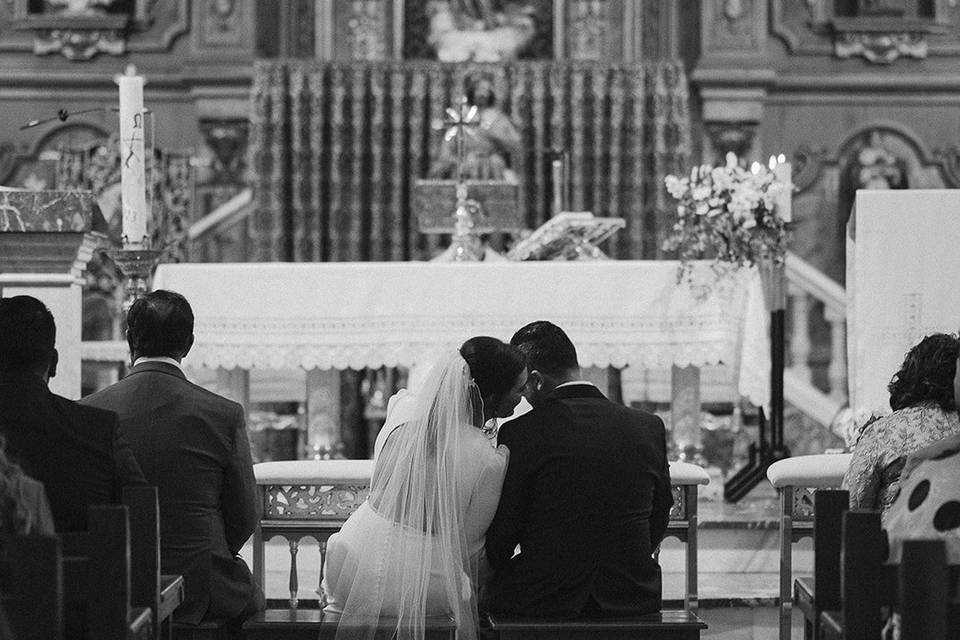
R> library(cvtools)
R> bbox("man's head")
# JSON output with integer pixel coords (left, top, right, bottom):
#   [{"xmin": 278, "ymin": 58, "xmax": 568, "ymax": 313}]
[
  {"xmin": 0, "ymin": 296, "xmax": 58, "ymax": 381},
  {"xmin": 510, "ymin": 320, "xmax": 580, "ymax": 406},
  {"xmin": 126, "ymin": 290, "xmax": 195, "ymax": 362}
]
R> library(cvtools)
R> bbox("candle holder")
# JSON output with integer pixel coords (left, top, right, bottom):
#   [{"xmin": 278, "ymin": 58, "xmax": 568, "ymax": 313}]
[
  {"xmin": 449, "ymin": 182, "xmax": 484, "ymax": 261},
  {"xmin": 106, "ymin": 246, "xmax": 163, "ymax": 312}
]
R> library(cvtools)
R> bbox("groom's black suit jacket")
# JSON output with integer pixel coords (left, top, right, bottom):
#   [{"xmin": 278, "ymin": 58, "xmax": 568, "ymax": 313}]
[{"xmin": 484, "ymin": 383, "xmax": 672, "ymax": 617}]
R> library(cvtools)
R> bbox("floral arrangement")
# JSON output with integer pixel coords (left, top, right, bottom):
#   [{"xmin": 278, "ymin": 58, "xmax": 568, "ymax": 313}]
[{"xmin": 663, "ymin": 152, "xmax": 792, "ymax": 276}]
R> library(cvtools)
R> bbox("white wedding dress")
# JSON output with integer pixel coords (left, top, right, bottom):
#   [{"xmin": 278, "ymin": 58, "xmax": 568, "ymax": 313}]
[{"xmin": 321, "ymin": 355, "xmax": 508, "ymax": 640}]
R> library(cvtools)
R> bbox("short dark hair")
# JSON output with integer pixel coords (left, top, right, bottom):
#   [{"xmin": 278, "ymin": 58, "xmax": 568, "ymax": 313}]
[
  {"xmin": 459, "ymin": 336, "xmax": 526, "ymax": 400},
  {"xmin": 510, "ymin": 321, "xmax": 578, "ymax": 379},
  {"xmin": 126, "ymin": 290, "xmax": 194, "ymax": 358},
  {"xmin": 0, "ymin": 296, "xmax": 56, "ymax": 372},
  {"xmin": 888, "ymin": 333, "xmax": 960, "ymax": 412}
]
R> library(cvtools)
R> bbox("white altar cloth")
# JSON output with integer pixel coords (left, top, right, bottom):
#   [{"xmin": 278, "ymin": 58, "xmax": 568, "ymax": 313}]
[
  {"xmin": 847, "ymin": 190, "xmax": 960, "ymax": 419},
  {"xmin": 153, "ymin": 260, "xmax": 770, "ymax": 406}
]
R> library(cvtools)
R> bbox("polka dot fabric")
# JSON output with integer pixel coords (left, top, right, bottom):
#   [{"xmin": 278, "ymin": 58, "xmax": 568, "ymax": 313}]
[{"xmin": 884, "ymin": 433, "xmax": 960, "ymax": 564}]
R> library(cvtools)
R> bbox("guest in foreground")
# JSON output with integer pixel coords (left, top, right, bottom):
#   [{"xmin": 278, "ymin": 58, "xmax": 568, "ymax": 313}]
[
  {"xmin": 81, "ymin": 290, "xmax": 262, "ymax": 631},
  {"xmin": 484, "ymin": 321, "xmax": 672, "ymax": 618},
  {"xmin": 0, "ymin": 434, "xmax": 54, "ymax": 537},
  {"xmin": 844, "ymin": 332, "xmax": 960, "ymax": 521},
  {"xmin": 0, "ymin": 295, "xmax": 145, "ymax": 532},
  {"xmin": 322, "ymin": 337, "xmax": 526, "ymax": 640}
]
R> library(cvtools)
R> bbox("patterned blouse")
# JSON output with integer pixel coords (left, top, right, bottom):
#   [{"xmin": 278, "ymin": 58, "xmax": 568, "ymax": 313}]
[{"xmin": 843, "ymin": 401, "xmax": 960, "ymax": 522}]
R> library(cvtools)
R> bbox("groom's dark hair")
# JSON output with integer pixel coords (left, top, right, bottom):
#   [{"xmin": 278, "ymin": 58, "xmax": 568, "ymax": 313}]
[{"xmin": 510, "ymin": 321, "xmax": 579, "ymax": 379}]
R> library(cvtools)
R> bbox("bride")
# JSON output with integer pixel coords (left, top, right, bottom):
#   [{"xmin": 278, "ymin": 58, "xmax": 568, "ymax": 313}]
[{"xmin": 322, "ymin": 336, "xmax": 527, "ymax": 640}]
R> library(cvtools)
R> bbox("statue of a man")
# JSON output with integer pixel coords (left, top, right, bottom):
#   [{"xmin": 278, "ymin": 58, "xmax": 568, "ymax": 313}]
[
  {"xmin": 427, "ymin": 0, "xmax": 536, "ymax": 62},
  {"xmin": 429, "ymin": 72, "xmax": 523, "ymax": 182}
]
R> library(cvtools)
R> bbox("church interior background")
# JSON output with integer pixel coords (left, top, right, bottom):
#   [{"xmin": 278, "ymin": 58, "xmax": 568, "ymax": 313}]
[
  {"xmin": 3, "ymin": 0, "xmax": 960, "ymax": 487},
  {"xmin": 6, "ymin": 1, "xmax": 960, "ymax": 633}
]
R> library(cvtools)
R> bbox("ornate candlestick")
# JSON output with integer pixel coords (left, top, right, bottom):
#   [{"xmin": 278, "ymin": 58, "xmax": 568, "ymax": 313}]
[
  {"xmin": 443, "ymin": 96, "xmax": 485, "ymax": 261},
  {"xmin": 107, "ymin": 242, "xmax": 163, "ymax": 312}
]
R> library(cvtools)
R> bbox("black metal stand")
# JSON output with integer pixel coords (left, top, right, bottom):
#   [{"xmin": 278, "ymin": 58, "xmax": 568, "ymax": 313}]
[{"xmin": 724, "ymin": 274, "xmax": 791, "ymax": 502}]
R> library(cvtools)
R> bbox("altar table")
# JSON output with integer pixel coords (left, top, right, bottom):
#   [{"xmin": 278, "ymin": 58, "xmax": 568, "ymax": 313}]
[{"xmin": 153, "ymin": 260, "xmax": 769, "ymax": 406}]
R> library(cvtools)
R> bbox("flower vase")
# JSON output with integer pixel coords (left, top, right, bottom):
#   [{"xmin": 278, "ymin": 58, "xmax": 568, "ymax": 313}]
[
  {"xmin": 757, "ymin": 255, "xmax": 789, "ymax": 462},
  {"xmin": 758, "ymin": 257, "xmax": 786, "ymax": 313}
]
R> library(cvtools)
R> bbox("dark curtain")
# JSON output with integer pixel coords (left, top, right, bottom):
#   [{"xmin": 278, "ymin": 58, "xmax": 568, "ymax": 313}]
[{"xmin": 247, "ymin": 59, "xmax": 691, "ymax": 262}]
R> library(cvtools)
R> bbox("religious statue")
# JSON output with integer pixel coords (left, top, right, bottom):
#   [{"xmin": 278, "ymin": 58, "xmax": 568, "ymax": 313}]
[
  {"xmin": 428, "ymin": 72, "xmax": 523, "ymax": 182},
  {"xmin": 427, "ymin": 0, "xmax": 536, "ymax": 62},
  {"xmin": 855, "ymin": 130, "xmax": 907, "ymax": 190}
]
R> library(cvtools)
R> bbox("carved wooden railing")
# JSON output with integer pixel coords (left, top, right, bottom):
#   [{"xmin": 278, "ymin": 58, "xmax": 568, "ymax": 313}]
[
  {"xmin": 784, "ymin": 251, "xmax": 847, "ymax": 429},
  {"xmin": 253, "ymin": 460, "xmax": 711, "ymax": 612}
]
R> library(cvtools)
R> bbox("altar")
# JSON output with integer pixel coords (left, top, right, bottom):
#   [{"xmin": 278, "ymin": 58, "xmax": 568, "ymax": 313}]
[{"xmin": 152, "ymin": 260, "xmax": 770, "ymax": 455}]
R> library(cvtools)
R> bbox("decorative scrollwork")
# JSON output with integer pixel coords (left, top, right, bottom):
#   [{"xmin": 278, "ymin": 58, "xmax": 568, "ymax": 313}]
[
  {"xmin": 791, "ymin": 486, "xmax": 817, "ymax": 520},
  {"xmin": 264, "ymin": 484, "xmax": 370, "ymax": 519},
  {"xmin": 792, "ymin": 145, "xmax": 827, "ymax": 193},
  {"xmin": 834, "ymin": 29, "xmax": 928, "ymax": 64},
  {"xmin": 33, "ymin": 26, "xmax": 126, "ymax": 60},
  {"xmin": 669, "ymin": 485, "xmax": 687, "ymax": 520}
]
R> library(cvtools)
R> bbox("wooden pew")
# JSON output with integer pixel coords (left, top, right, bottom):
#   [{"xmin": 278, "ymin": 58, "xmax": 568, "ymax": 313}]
[
  {"xmin": 122, "ymin": 486, "xmax": 185, "ymax": 640},
  {"xmin": 794, "ymin": 489, "xmax": 848, "ymax": 640},
  {"xmin": 818, "ymin": 511, "xmax": 959, "ymax": 640},
  {"xmin": 60, "ymin": 504, "xmax": 154, "ymax": 640},
  {"xmin": 486, "ymin": 610, "xmax": 707, "ymax": 639},
  {"xmin": 3, "ymin": 505, "xmax": 156, "ymax": 639},
  {"xmin": 5, "ymin": 534, "xmax": 63, "ymax": 640}
]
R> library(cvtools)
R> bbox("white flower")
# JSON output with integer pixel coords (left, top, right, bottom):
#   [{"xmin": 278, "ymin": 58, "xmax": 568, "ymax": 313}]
[
  {"xmin": 664, "ymin": 175, "xmax": 686, "ymax": 198},
  {"xmin": 691, "ymin": 185, "xmax": 712, "ymax": 201},
  {"xmin": 695, "ymin": 201, "xmax": 710, "ymax": 216}
]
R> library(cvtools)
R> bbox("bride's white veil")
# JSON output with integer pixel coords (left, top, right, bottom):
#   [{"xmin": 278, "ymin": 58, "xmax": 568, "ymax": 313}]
[{"xmin": 333, "ymin": 350, "xmax": 481, "ymax": 640}]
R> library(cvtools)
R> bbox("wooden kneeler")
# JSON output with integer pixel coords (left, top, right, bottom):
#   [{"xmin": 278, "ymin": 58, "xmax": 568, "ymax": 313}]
[
  {"xmin": 795, "ymin": 489, "xmax": 848, "ymax": 640},
  {"xmin": 486, "ymin": 610, "xmax": 707, "ymax": 640}
]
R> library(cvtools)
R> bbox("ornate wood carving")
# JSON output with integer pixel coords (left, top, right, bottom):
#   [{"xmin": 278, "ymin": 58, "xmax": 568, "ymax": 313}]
[
  {"xmin": 197, "ymin": 0, "xmax": 246, "ymax": 47},
  {"xmin": 7, "ymin": 0, "xmax": 189, "ymax": 59},
  {"xmin": 703, "ymin": 0, "xmax": 765, "ymax": 54},
  {"xmin": 401, "ymin": 0, "xmax": 554, "ymax": 60},
  {"xmin": 263, "ymin": 484, "xmax": 370, "ymax": 519},
  {"xmin": 567, "ymin": 0, "xmax": 607, "ymax": 60},
  {"xmin": 771, "ymin": 0, "xmax": 956, "ymax": 62},
  {"xmin": 832, "ymin": 20, "xmax": 933, "ymax": 63},
  {"xmin": 343, "ymin": 0, "xmax": 388, "ymax": 60},
  {"xmin": 199, "ymin": 119, "xmax": 249, "ymax": 185},
  {"xmin": 705, "ymin": 122, "xmax": 757, "ymax": 159}
]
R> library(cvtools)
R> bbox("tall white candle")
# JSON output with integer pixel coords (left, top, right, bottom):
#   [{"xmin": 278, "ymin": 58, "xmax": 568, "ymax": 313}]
[
  {"xmin": 773, "ymin": 157, "xmax": 792, "ymax": 223},
  {"xmin": 118, "ymin": 69, "xmax": 148, "ymax": 247}
]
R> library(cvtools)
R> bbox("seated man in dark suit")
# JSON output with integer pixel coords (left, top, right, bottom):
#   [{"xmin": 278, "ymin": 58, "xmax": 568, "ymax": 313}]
[
  {"xmin": 81, "ymin": 290, "xmax": 263, "ymax": 630},
  {"xmin": 484, "ymin": 320, "xmax": 673, "ymax": 618},
  {"xmin": 0, "ymin": 295, "xmax": 145, "ymax": 532}
]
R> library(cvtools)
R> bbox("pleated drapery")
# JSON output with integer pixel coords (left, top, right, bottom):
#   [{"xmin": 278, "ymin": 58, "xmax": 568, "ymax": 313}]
[{"xmin": 248, "ymin": 60, "xmax": 691, "ymax": 262}]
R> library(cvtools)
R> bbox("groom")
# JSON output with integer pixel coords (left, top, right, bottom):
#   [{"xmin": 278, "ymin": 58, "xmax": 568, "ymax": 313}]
[{"xmin": 484, "ymin": 321, "xmax": 672, "ymax": 617}]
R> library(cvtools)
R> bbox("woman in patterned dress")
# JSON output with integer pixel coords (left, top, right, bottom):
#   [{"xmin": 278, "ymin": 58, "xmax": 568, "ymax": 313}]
[{"xmin": 844, "ymin": 333, "xmax": 960, "ymax": 522}]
